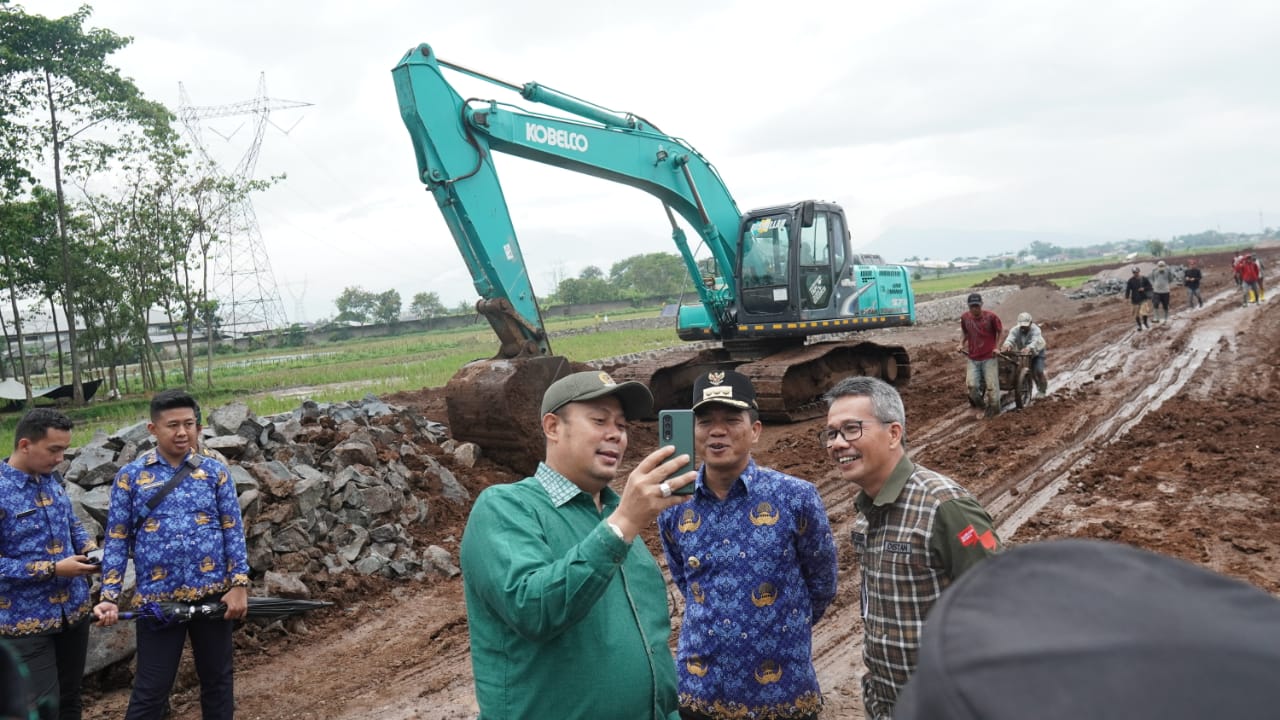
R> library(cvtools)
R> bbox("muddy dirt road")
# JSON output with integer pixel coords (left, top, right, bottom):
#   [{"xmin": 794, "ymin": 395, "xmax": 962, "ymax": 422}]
[{"xmin": 84, "ymin": 250, "xmax": 1279, "ymax": 719}]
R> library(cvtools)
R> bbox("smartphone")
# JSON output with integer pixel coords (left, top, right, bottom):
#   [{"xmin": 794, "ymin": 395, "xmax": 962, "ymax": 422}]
[{"xmin": 657, "ymin": 409, "xmax": 696, "ymax": 495}]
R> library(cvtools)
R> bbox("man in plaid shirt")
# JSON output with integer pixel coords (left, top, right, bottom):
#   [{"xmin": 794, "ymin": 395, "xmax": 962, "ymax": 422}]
[{"xmin": 822, "ymin": 377, "xmax": 1002, "ymax": 720}]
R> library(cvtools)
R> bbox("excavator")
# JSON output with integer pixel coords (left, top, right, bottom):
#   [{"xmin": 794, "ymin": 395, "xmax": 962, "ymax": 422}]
[{"xmin": 392, "ymin": 43, "xmax": 915, "ymax": 473}]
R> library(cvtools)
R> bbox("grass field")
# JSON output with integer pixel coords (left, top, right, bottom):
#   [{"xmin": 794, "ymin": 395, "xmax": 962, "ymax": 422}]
[
  {"xmin": 2, "ymin": 306, "xmax": 676, "ymax": 446},
  {"xmin": 909, "ymin": 256, "xmax": 1124, "ymax": 293},
  {"xmin": 10, "ymin": 249, "xmax": 1217, "ymax": 446}
]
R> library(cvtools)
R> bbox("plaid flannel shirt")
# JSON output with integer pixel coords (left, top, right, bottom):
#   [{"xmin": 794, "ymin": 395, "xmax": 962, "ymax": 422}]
[{"xmin": 852, "ymin": 456, "xmax": 1002, "ymax": 719}]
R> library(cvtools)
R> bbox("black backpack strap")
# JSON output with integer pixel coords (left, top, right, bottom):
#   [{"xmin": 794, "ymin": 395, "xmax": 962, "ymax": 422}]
[{"xmin": 134, "ymin": 460, "xmax": 197, "ymax": 530}]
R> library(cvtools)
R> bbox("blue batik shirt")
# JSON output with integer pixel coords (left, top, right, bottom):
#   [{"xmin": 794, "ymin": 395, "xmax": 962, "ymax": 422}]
[
  {"xmin": 658, "ymin": 459, "xmax": 839, "ymax": 719},
  {"xmin": 0, "ymin": 461, "xmax": 96, "ymax": 637},
  {"xmin": 101, "ymin": 450, "xmax": 250, "ymax": 606}
]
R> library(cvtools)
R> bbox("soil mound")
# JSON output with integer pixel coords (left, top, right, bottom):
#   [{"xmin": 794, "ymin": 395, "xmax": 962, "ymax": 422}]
[{"xmin": 976, "ymin": 272, "xmax": 1060, "ymax": 290}]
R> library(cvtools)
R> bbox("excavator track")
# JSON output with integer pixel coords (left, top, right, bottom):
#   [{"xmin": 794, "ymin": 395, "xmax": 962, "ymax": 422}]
[
  {"xmin": 736, "ymin": 341, "xmax": 911, "ymax": 422},
  {"xmin": 608, "ymin": 341, "xmax": 910, "ymax": 422}
]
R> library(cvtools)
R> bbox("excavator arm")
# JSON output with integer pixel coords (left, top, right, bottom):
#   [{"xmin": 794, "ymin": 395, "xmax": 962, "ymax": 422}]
[{"xmin": 393, "ymin": 43, "xmax": 742, "ymax": 352}]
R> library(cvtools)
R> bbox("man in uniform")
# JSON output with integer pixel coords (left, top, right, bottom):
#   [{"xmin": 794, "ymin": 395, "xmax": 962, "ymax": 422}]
[
  {"xmin": 659, "ymin": 370, "xmax": 837, "ymax": 720},
  {"xmin": 94, "ymin": 390, "xmax": 249, "ymax": 720},
  {"xmin": 1, "ymin": 409, "xmax": 99, "ymax": 720},
  {"xmin": 822, "ymin": 376, "xmax": 1002, "ymax": 719}
]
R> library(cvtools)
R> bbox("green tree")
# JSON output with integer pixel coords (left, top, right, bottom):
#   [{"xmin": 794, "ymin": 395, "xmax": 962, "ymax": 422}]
[
  {"xmin": 409, "ymin": 291, "xmax": 444, "ymax": 319},
  {"xmin": 373, "ymin": 289, "xmax": 401, "ymax": 325},
  {"xmin": 609, "ymin": 252, "xmax": 686, "ymax": 298},
  {"xmin": 1146, "ymin": 239, "xmax": 1166, "ymax": 258},
  {"xmin": 0, "ymin": 195, "xmax": 58, "ymax": 400},
  {"xmin": 555, "ymin": 277, "xmax": 614, "ymax": 304},
  {"xmin": 579, "ymin": 265, "xmax": 604, "ymax": 280},
  {"xmin": 1027, "ymin": 241, "xmax": 1063, "ymax": 260},
  {"xmin": 1, "ymin": 4, "xmax": 172, "ymax": 403},
  {"xmin": 334, "ymin": 286, "xmax": 377, "ymax": 323}
]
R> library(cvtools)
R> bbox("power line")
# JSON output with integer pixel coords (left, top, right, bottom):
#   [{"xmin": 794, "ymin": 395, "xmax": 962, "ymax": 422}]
[{"xmin": 177, "ymin": 73, "xmax": 311, "ymax": 334}]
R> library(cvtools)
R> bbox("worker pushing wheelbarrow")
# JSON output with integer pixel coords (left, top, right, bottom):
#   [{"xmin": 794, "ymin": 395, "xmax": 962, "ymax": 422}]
[{"xmin": 997, "ymin": 312, "xmax": 1049, "ymax": 409}]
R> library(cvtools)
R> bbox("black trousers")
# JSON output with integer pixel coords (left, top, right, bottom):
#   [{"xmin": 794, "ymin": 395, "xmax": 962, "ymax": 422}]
[
  {"xmin": 126, "ymin": 614, "xmax": 235, "ymax": 720},
  {"xmin": 8, "ymin": 616, "xmax": 90, "ymax": 720}
]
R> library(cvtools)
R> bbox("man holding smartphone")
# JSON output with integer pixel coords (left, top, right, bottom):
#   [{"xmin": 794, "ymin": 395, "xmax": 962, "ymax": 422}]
[
  {"xmin": 1, "ymin": 408, "xmax": 99, "ymax": 720},
  {"xmin": 460, "ymin": 370, "xmax": 696, "ymax": 720},
  {"xmin": 658, "ymin": 369, "xmax": 838, "ymax": 720}
]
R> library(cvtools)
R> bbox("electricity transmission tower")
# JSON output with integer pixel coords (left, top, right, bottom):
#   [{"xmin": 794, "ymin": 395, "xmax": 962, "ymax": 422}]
[{"xmin": 178, "ymin": 74, "xmax": 311, "ymax": 335}]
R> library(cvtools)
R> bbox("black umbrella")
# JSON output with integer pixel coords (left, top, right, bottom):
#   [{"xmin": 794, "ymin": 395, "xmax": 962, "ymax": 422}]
[{"xmin": 120, "ymin": 597, "xmax": 333, "ymax": 625}]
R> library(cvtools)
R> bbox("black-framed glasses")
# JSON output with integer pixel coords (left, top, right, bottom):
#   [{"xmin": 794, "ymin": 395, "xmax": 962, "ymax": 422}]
[{"xmin": 818, "ymin": 420, "xmax": 884, "ymax": 448}]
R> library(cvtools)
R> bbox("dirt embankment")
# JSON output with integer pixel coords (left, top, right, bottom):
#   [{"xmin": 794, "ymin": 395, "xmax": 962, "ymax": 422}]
[{"xmin": 84, "ymin": 249, "xmax": 1279, "ymax": 719}]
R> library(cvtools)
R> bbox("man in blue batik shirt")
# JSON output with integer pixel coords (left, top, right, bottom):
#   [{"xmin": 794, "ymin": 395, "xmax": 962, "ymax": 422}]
[
  {"xmin": 94, "ymin": 390, "xmax": 249, "ymax": 720},
  {"xmin": 0, "ymin": 409, "xmax": 99, "ymax": 720},
  {"xmin": 658, "ymin": 370, "xmax": 838, "ymax": 720}
]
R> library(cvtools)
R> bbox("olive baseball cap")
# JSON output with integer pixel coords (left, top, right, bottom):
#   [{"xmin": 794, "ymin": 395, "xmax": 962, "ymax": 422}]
[
  {"xmin": 691, "ymin": 369, "xmax": 758, "ymax": 411},
  {"xmin": 540, "ymin": 371, "xmax": 653, "ymax": 419}
]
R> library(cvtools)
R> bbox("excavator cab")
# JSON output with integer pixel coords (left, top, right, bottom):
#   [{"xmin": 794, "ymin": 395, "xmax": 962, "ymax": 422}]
[{"xmin": 736, "ymin": 202, "xmax": 843, "ymax": 324}]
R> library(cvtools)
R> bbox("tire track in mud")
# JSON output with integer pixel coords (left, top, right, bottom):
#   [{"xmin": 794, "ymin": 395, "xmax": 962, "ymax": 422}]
[{"xmin": 990, "ymin": 289, "xmax": 1252, "ymax": 538}]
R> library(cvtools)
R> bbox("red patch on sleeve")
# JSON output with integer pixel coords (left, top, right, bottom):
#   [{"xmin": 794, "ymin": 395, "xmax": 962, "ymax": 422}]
[
  {"xmin": 979, "ymin": 529, "xmax": 998, "ymax": 551},
  {"xmin": 957, "ymin": 525, "xmax": 978, "ymax": 547}
]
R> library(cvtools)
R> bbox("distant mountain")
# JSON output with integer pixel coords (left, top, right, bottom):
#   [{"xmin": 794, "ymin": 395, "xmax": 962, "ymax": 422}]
[{"xmin": 859, "ymin": 227, "xmax": 1117, "ymax": 263}]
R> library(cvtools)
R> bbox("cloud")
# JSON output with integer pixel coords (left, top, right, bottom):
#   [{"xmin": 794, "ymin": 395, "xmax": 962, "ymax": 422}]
[{"xmin": 19, "ymin": 0, "xmax": 1280, "ymax": 326}]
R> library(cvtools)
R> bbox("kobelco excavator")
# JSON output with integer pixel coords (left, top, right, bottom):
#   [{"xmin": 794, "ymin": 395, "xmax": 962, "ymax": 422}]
[{"xmin": 392, "ymin": 44, "xmax": 915, "ymax": 473}]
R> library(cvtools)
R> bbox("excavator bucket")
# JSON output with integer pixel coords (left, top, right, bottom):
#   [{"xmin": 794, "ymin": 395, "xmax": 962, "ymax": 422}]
[{"xmin": 444, "ymin": 356, "xmax": 584, "ymax": 476}]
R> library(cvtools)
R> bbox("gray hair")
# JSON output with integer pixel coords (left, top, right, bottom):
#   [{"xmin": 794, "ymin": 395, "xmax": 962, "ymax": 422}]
[{"xmin": 823, "ymin": 376, "xmax": 907, "ymax": 441}]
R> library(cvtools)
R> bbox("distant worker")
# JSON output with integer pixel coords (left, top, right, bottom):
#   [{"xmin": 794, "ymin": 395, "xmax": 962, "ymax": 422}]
[
  {"xmin": 1182, "ymin": 258, "xmax": 1204, "ymax": 309},
  {"xmin": 1237, "ymin": 254, "xmax": 1262, "ymax": 306},
  {"xmin": 1124, "ymin": 266, "xmax": 1153, "ymax": 331},
  {"xmin": 1000, "ymin": 312, "xmax": 1049, "ymax": 398},
  {"xmin": 959, "ymin": 293, "xmax": 1003, "ymax": 417},
  {"xmin": 1149, "ymin": 260, "xmax": 1173, "ymax": 323},
  {"xmin": 1251, "ymin": 253, "xmax": 1265, "ymax": 301},
  {"xmin": 1232, "ymin": 253, "xmax": 1244, "ymax": 287}
]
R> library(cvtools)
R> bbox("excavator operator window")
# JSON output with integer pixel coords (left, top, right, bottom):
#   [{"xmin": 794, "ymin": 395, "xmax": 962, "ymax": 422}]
[
  {"xmin": 799, "ymin": 213, "xmax": 833, "ymax": 310},
  {"xmin": 740, "ymin": 215, "xmax": 790, "ymax": 315}
]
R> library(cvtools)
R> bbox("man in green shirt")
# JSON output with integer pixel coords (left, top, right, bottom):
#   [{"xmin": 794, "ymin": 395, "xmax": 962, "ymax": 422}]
[
  {"xmin": 822, "ymin": 376, "xmax": 1003, "ymax": 720},
  {"xmin": 460, "ymin": 371, "xmax": 697, "ymax": 720}
]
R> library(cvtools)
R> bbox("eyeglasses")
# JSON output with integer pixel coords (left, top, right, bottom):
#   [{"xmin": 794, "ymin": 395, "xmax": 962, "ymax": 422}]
[{"xmin": 818, "ymin": 420, "xmax": 886, "ymax": 448}]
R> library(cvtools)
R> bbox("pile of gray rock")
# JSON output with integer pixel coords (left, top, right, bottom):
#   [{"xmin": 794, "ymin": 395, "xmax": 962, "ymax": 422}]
[
  {"xmin": 1067, "ymin": 263, "xmax": 1187, "ymax": 300},
  {"xmin": 64, "ymin": 396, "xmax": 474, "ymax": 600},
  {"xmin": 66, "ymin": 395, "xmax": 477, "ymax": 672}
]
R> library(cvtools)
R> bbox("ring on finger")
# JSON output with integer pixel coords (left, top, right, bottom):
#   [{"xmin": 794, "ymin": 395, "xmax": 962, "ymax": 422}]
[{"xmin": 658, "ymin": 481, "xmax": 673, "ymax": 498}]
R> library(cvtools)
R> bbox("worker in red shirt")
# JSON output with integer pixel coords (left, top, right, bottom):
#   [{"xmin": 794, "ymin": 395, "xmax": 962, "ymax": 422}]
[
  {"xmin": 1239, "ymin": 254, "xmax": 1262, "ymax": 306},
  {"xmin": 959, "ymin": 293, "xmax": 1003, "ymax": 418}
]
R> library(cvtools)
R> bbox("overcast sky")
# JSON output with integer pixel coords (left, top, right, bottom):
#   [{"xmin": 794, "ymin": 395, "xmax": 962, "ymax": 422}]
[{"xmin": 23, "ymin": 0, "xmax": 1280, "ymax": 323}]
